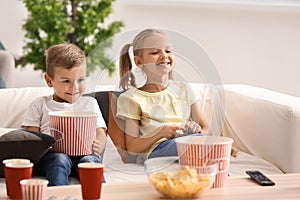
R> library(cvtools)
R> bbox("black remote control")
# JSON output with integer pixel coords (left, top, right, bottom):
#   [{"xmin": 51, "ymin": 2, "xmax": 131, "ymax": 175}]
[{"xmin": 246, "ymin": 170, "xmax": 275, "ymax": 186}]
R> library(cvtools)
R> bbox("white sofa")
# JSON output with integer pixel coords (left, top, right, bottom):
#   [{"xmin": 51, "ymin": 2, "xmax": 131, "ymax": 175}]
[{"xmin": 1, "ymin": 83, "xmax": 300, "ymax": 187}]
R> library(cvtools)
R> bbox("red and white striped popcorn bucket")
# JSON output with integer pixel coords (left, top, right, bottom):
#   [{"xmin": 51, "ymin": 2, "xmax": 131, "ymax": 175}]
[
  {"xmin": 49, "ymin": 111, "xmax": 98, "ymax": 156},
  {"xmin": 175, "ymin": 135, "xmax": 233, "ymax": 188}
]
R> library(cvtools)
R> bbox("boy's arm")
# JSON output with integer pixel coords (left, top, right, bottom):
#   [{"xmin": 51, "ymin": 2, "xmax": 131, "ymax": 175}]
[
  {"xmin": 92, "ymin": 127, "xmax": 107, "ymax": 157},
  {"xmin": 22, "ymin": 98, "xmax": 43, "ymax": 133}
]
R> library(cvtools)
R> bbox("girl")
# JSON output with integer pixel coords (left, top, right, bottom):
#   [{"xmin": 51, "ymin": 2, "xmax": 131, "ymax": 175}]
[{"xmin": 117, "ymin": 29, "xmax": 209, "ymax": 163}]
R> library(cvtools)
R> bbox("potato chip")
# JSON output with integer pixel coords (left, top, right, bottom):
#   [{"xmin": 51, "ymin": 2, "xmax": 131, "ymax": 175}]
[{"xmin": 149, "ymin": 166, "xmax": 214, "ymax": 198}]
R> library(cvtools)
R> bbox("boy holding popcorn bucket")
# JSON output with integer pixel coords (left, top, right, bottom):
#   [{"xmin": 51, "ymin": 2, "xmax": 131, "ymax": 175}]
[{"xmin": 22, "ymin": 43, "xmax": 107, "ymax": 186}]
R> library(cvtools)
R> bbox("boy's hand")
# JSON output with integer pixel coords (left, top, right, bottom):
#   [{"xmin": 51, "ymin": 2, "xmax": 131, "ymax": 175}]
[{"xmin": 92, "ymin": 139, "xmax": 102, "ymax": 156}]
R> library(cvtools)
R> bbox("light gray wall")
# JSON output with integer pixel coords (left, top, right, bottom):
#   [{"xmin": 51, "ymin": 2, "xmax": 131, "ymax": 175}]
[{"xmin": 1, "ymin": 0, "xmax": 300, "ymax": 97}]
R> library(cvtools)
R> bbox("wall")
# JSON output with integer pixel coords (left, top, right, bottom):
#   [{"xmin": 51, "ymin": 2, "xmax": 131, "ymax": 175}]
[
  {"xmin": 0, "ymin": 0, "xmax": 45, "ymax": 87},
  {"xmin": 1, "ymin": 0, "xmax": 300, "ymax": 97}
]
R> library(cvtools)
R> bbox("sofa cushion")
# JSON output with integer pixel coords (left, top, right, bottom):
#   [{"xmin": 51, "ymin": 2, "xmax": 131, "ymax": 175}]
[{"xmin": 0, "ymin": 129, "xmax": 56, "ymax": 177}]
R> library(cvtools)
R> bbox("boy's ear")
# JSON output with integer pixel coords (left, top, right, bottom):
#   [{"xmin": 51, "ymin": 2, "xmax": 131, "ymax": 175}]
[
  {"xmin": 44, "ymin": 73, "xmax": 53, "ymax": 87},
  {"xmin": 134, "ymin": 56, "xmax": 143, "ymax": 67}
]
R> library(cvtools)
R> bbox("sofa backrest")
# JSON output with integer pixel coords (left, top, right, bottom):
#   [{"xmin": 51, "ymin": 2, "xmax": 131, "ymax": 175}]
[
  {"xmin": 0, "ymin": 87, "xmax": 53, "ymax": 128},
  {"xmin": 2, "ymin": 84, "xmax": 300, "ymax": 171},
  {"xmin": 0, "ymin": 84, "xmax": 218, "ymax": 163}
]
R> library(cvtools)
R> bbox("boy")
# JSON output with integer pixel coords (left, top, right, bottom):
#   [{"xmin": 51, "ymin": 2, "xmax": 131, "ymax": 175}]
[{"xmin": 22, "ymin": 43, "xmax": 107, "ymax": 186}]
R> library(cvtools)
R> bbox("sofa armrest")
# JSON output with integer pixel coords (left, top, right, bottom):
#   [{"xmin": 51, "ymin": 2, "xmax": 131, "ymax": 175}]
[{"xmin": 222, "ymin": 84, "xmax": 300, "ymax": 173}]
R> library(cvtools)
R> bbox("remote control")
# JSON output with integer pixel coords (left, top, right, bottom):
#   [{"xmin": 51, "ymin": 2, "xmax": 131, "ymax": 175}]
[{"xmin": 246, "ymin": 170, "xmax": 275, "ymax": 186}]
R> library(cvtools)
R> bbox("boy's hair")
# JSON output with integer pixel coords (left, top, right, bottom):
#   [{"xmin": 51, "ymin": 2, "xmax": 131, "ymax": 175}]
[
  {"xmin": 119, "ymin": 29, "xmax": 173, "ymax": 90},
  {"xmin": 45, "ymin": 43, "xmax": 86, "ymax": 78}
]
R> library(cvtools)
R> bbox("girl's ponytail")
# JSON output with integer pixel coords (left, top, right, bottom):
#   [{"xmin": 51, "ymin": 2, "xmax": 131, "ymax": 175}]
[{"xmin": 119, "ymin": 43, "xmax": 136, "ymax": 90}]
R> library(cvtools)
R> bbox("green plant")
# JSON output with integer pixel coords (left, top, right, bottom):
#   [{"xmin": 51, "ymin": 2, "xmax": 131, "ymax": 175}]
[{"xmin": 16, "ymin": 0, "xmax": 124, "ymax": 75}]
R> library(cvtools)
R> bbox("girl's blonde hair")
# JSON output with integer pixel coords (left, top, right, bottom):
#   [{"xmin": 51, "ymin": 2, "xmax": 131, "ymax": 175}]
[
  {"xmin": 45, "ymin": 43, "xmax": 86, "ymax": 78},
  {"xmin": 119, "ymin": 29, "xmax": 173, "ymax": 90}
]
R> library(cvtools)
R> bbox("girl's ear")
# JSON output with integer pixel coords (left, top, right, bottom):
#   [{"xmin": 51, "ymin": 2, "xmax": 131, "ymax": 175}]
[
  {"xmin": 44, "ymin": 73, "xmax": 53, "ymax": 87},
  {"xmin": 134, "ymin": 56, "xmax": 143, "ymax": 67}
]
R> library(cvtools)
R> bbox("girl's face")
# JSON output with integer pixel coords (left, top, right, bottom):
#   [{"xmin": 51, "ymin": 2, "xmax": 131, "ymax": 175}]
[
  {"xmin": 134, "ymin": 34, "xmax": 175, "ymax": 78},
  {"xmin": 44, "ymin": 64, "xmax": 87, "ymax": 103}
]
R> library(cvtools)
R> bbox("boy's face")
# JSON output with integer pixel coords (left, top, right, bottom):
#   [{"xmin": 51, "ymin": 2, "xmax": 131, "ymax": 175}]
[{"xmin": 45, "ymin": 64, "xmax": 87, "ymax": 103}]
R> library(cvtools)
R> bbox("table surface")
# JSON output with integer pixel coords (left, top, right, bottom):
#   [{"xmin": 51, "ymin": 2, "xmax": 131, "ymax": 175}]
[{"xmin": 1, "ymin": 173, "xmax": 300, "ymax": 200}]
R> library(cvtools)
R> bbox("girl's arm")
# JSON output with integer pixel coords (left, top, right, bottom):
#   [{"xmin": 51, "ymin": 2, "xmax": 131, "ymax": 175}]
[
  {"xmin": 92, "ymin": 127, "xmax": 107, "ymax": 156},
  {"xmin": 190, "ymin": 100, "xmax": 210, "ymax": 134},
  {"xmin": 124, "ymin": 118, "xmax": 184, "ymax": 153}
]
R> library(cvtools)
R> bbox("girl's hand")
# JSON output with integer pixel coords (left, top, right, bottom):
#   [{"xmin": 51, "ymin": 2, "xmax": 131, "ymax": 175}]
[
  {"xmin": 92, "ymin": 139, "xmax": 102, "ymax": 156},
  {"xmin": 158, "ymin": 124, "xmax": 185, "ymax": 139},
  {"xmin": 183, "ymin": 121, "xmax": 202, "ymax": 134}
]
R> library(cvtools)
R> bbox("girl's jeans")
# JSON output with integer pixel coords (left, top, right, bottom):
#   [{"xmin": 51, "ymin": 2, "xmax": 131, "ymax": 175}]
[
  {"xmin": 34, "ymin": 152, "xmax": 105, "ymax": 186},
  {"xmin": 148, "ymin": 133, "xmax": 204, "ymax": 159},
  {"xmin": 148, "ymin": 138, "xmax": 178, "ymax": 159}
]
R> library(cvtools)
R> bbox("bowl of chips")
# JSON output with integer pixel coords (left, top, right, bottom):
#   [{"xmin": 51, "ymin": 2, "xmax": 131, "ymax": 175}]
[{"xmin": 144, "ymin": 157, "xmax": 217, "ymax": 199}]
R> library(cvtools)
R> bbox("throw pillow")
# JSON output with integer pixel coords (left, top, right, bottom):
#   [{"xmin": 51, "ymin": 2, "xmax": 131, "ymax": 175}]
[{"xmin": 0, "ymin": 129, "xmax": 56, "ymax": 177}]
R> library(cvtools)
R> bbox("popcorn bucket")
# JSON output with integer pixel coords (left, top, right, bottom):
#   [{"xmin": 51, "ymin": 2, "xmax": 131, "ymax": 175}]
[
  {"xmin": 175, "ymin": 135, "xmax": 233, "ymax": 188},
  {"xmin": 49, "ymin": 111, "xmax": 98, "ymax": 156}
]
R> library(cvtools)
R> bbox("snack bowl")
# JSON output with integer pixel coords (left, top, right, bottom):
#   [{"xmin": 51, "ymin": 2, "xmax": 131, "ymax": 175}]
[{"xmin": 144, "ymin": 157, "xmax": 217, "ymax": 199}]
